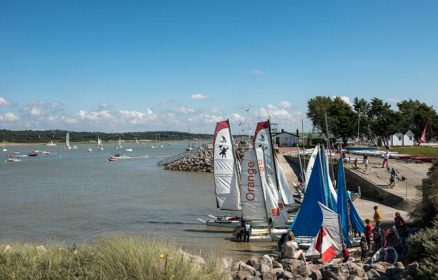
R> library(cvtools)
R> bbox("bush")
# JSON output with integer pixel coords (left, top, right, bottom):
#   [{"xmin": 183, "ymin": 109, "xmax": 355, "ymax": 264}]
[
  {"xmin": 0, "ymin": 237, "xmax": 229, "ymax": 280},
  {"xmin": 407, "ymin": 221, "xmax": 438, "ymax": 279}
]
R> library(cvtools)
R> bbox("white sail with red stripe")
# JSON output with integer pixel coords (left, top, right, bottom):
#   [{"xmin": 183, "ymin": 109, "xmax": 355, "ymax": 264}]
[{"xmin": 213, "ymin": 120, "xmax": 241, "ymax": 211}]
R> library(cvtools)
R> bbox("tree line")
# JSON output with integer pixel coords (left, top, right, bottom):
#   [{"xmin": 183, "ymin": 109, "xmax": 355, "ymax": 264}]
[
  {"xmin": 307, "ymin": 97, "xmax": 438, "ymax": 146},
  {"xmin": 0, "ymin": 130, "xmax": 211, "ymax": 143}
]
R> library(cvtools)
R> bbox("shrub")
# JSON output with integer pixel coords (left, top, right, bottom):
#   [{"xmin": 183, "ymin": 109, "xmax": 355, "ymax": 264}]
[
  {"xmin": 407, "ymin": 220, "xmax": 438, "ymax": 279},
  {"xmin": 0, "ymin": 237, "xmax": 229, "ymax": 280}
]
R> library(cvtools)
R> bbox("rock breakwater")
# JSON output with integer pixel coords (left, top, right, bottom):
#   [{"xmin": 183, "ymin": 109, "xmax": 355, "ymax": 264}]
[
  {"xmin": 164, "ymin": 148, "xmax": 213, "ymax": 172},
  {"xmin": 231, "ymin": 254, "xmax": 419, "ymax": 280}
]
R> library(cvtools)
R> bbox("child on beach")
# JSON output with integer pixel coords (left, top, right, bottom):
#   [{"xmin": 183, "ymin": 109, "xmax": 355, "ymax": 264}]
[{"xmin": 373, "ymin": 206, "xmax": 382, "ymax": 228}]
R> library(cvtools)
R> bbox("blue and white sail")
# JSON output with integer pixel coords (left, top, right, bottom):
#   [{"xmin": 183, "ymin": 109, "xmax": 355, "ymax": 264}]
[
  {"xmin": 291, "ymin": 147, "xmax": 331, "ymax": 236},
  {"xmin": 336, "ymin": 158, "xmax": 352, "ymax": 247}
]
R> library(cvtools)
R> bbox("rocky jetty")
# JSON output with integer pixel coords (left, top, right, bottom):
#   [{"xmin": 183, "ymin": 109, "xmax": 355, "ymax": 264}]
[
  {"xmin": 164, "ymin": 148, "xmax": 213, "ymax": 172},
  {"xmin": 231, "ymin": 254, "xmax": 419, "ymax": 280}
]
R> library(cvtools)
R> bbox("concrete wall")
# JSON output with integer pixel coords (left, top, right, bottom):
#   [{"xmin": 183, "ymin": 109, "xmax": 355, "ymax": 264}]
[{"xmin": 284, "ymin": 155, "xmax": 413, "ymax": 211}]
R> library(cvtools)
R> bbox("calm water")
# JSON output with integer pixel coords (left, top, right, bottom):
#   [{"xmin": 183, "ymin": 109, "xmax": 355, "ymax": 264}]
[{"xmin": 0, "ymin": 142, "xmax": 274, "ymax": 258}]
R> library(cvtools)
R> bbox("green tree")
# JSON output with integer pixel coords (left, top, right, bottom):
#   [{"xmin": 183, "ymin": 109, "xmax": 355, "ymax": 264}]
[
  {"xmin": 353, "ymin": 97, "xmax": 371, "ymax": 141},
  {"xmin": 397, "ymin": 99, "xmax": 438, "ymax": 144},
  {"xmin": 307, "ymin": 96, "xmax": 332, "ymax": 136},
  {"xmin": 328, "ymin": 97, "xmax": 356, "ymax": 145},
  {"xmin": 368, "ymin": 98, "xmax": 398, "ymax": 147}
]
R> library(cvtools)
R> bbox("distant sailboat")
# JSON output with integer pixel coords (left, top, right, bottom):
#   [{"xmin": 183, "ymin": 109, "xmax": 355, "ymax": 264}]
[
  {"xmin": 2, "ymin": 141, "xmax": 7, "ymax": 152},
  {"xmin": 115, "ymin": 137, "xmax": 123, "ymax": 149},
  {"xmin": 65, "ymin": 132, "xmax": 72, "ymax": 150},
  {"xmin": 97, "ymin": 136, "xmax": 104, "ymax": 150}
]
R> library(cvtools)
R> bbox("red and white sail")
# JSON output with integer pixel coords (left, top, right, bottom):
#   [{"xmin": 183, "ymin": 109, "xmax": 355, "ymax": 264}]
[
  {"xmin": 213, "ymin": 120, "xmax": 241, "ymax": 211},
  {"xmin": 240, "ymin": 148, "xmax": 269, "ymax": 226},
  {"xmin": 314, "ymin": 226, "xmax": 337, "ymax": 263},
  {"xmin": 254, "ymin": 120, "xmax": 285, "ymax": 209},
  {"xmin": 306, "ymin": 202, "xmax": 342, "ymax": 260},
  {"xmin": 421, "ymin": 120, "xmax": 430, "ymax": 143}
]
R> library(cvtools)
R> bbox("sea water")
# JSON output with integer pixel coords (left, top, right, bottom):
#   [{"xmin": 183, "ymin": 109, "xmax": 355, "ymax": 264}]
[{"xmin": 0, "ymin": 142, "xmax": 273, "ymax": 258}]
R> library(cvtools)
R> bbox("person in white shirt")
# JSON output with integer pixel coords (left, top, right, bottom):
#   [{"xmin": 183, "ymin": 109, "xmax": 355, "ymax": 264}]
[
  {"xmin": 281, "ymin": 231, "xmax": 306, "ymax": 263},
  {"xmin": 382, "ymin": 150, "xmax": 390, "ymax": 169}
]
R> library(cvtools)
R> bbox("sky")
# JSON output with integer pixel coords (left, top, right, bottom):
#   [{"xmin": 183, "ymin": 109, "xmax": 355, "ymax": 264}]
[{"xmin": 1, "ymin": 0, "xmax": 437, "ymax": 134}]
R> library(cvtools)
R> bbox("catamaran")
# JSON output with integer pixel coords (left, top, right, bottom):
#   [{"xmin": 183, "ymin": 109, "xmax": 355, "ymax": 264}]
[{"xmin": 197, "ymin": 120, "xmax": 242, "ymax": 228}]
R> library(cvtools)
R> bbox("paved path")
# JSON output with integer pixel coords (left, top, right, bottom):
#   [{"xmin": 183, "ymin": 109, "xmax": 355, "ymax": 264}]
[{"xmin": 344, "ymin": 154, "xmax": 430, "ymax": 201}]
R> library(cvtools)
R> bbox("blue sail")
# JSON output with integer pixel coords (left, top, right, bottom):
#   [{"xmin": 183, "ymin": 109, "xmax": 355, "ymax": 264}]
[
  {"xmin": 291, "ymin": 150, "xmax": 327, "ymax": 237},
  {"xmin": 349, "ymin": 197, "xmax": 365, "ymax": 233},
  {"xmin": 336, "ymin": 158, "xmax": 351, "ymax": 247}
]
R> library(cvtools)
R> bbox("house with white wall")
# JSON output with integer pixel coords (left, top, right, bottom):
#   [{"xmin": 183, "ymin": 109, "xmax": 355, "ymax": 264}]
[
  {"xmin": 272, "ymin": 129, "xmax": 300, "ymax": 147},
  {"xmin": 390, "ymin": 130, "xmax": 416, "ymax": 146}
]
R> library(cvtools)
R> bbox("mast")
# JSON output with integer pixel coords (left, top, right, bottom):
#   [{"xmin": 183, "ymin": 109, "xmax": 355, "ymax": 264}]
[
  {"xmin": 267, "ymin": 119, "xmax": 281, "ymax": 192},
  {"xmin": 227, "ymin": 119, "xmax": 241, "ymax": 188},
  {"xmin": 324, "ymin": 113, "xmax": 336, "ymax": 185}
]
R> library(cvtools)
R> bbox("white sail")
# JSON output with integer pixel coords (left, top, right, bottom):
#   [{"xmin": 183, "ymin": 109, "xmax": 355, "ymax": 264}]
[
  {"xmin": 324, "ymin": 149, "xmax": 338, "ymax": 203},
  {"xmin": 240, "ymin": 148, "xmax": 269, "ymax": 226},
  {"xmin": 66, "ymin": 132, "xmax": 71, "ymax": 149},
  {"xmin": 275, "ymin": 157, "xmax": 294, "ymax": 205},
  {"xmin": 256, "ymin": 147, "xmax": 288, "ymax": 228},
  {"xmin": 254, "ymin": 121, "xmax": 286, "ymax": 210},
  {"xmin": 304, "ymin": 145, "xmax": 319, "ymax": 192},
  {"xmin": 213, "ymin": 120, "xmax": 241, "ymax": 211}
]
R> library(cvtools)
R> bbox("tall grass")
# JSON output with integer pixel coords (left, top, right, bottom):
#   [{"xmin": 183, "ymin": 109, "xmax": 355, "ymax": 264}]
[
  {"xmin": 390, "ymin": 146, "xmax": 438, "ymax": 156},
  {"xmin": 0, "ymin": 237, "xmax": 230, "ymax": 280}
]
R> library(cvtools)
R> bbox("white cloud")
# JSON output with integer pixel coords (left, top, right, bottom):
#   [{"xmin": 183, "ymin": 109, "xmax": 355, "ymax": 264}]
[
  {"xmin": 0, "ymin": 112, "xmax": 18, "ymax": 122},
  {"xmin": 64, "ymin": 117, "xmax": 77, "ymax": 124},
  {"xmin": 30, "ymin": 106, "xmax": 41, "ymax": 116},
  {"xmin": 0, "ymin": 97, "xmax": 10, "ymax": 106},
  {"xmin": 191, "ymin": 93, "xmax": 208, "ymax": 100},
  {"xmin": 230, "ymin": 113, "xmax": 245, "ymax": 123},
  {"xmin": 250, "ymin": 69, "xmax": 264, "ymax": 76},
  {"xmin": 174, "ymin": 106, "xmax": 195, "ymax": 114},
  {"xmin": 279, "ymin": 101, "xmax": 291, "ymax": 109}
]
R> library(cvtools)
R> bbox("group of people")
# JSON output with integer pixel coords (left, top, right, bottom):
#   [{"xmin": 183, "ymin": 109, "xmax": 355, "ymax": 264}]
[{"xmin": 358, "ymin": 206, "xmax": 410, "ymax": 262}]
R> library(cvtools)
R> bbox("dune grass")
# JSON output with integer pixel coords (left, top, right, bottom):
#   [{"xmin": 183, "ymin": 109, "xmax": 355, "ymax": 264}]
[{"xmin": 0, "ymin": 237, "xmax": 230, "ymax": 280}]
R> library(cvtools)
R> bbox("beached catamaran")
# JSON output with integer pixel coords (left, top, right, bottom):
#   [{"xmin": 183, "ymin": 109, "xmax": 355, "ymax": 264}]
[{"xmin": 198, "ymin": 120, "xmax": 242, "ymax": 227}]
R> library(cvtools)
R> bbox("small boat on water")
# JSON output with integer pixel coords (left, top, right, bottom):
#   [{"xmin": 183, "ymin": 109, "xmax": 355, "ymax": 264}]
[
  {"xmin": 87, "ymin": 147, "xmax": 93, "ymax": 152},
  {"xmin": 6, "ymin": 154, "xmax": 21, "ymax": 162},
  {"xmin": 125, "ymin": 148, "xmax": 133, "ymax": 152},
  {"xmin": 28, "ymin": 150, "xmax": 39, "ymax": 157},
  {"xmin": 42, "ymin": 150, "xmax": 50, "ymax": 155},
  {"xmin": 46, "ymin": 140, "xmax": 56, "ymax": 146},
  {"xmin": 108, "ymin": 152, "xmax": 121, "ymax": 161}
]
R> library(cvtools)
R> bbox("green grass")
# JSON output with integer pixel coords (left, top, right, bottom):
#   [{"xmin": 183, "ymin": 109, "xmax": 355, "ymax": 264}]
[
  {"xmin": 389, "ymin": 146, "xmax": 438, "ymax": 157},
  {"xmin": 0, "ymin": 237, "xmax": 230, "ymax": 280}
]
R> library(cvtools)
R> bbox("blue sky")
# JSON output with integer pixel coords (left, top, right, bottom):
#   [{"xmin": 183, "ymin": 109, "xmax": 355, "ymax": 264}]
[{"xmin": 1, "ymin": 0, "xmax": 437, "ymax": 133}]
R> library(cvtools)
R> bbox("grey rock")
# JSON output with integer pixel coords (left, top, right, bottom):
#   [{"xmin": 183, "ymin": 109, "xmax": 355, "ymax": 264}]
[
  {"xmin": 366, "ymin": 269, "xmax": 381, "ymax": 279},
  {"xmin": 295, "ymin": 264, "xmax": 311, "ymax": 277},
  {"xmin": 394, "ymin": 262, "xmax": 405, "ymax": 269},
  {"xmin": 261, "ymin": 271, "xmax": 277, "ymax": 280},
  {"xmin": 405, "ymin": 261, "xmax": 419, "ymax": 270},
  {"xmin": 272, "ymin": 260, "xmax": 283, "ymax": 269},
  {"xmin": 236, "ymin": 270, "xmax": 252, "ymax": 280},
  {"xmin": 260, "ymin": 254, "xmax": 273, "ymax": 270},
  {"xmin": 278, "ymin": 270, "xmax": 293, "ymax": 279},
  {"xmin": 309, "ymin": 269, "xmax": 322, "ymax": 280},
  {"xmin": 239, "ymin": 263, "xmax": 257, "ymax": 275},
  {"xmin": 345, "ymin": 261, "xmax": 365, "ymax": 278},
  {"xmin": 247, "ymin": 256, "xmax": 261, "ymax": 271},
  {"xmin": 261, "ymin": 263, "xmax": 272, "ymax": 273}
]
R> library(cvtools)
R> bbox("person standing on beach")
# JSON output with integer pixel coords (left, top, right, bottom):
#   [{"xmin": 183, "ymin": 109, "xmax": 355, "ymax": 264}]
[
  {"xmin": 388, "ymin": 167, "xmax": 399, "ymax": 188},
  {"xmin": 363, "ymin": 154, "xmax": 369, "ymax": 174},
  {"xmin": 373, "ymin": 206, "xmax": 382, "ymax": 228},
  {"xmin": 365, "ymin": 219, "xmax": 373, "ymax": 249},
  {"xmin": 360, "ymin": 236, "xmax": 368, "ymax": 261},
  {"xmin": 382, "ymin": 150, "xmax": 390, "ymax": 169},
  {"xmin": 243, "ymin": 221, "xmax": 253, "ymax": 242}
]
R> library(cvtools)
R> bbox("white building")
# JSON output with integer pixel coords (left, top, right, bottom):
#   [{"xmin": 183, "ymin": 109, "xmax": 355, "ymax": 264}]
[
  {"xmin": 390, "ymin": 133, "xmax": 404, "ymax": 147},
  {"xmin": 403, "ymin": 130, "xmax": 415, "ymax": 146},
  {"xmin": 272, "ymin": 129, "xmax": 300, "ymax": 147},
  {"xmin": 390, "ymin": 130, "xmax": 416, "ymax": 146}
]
